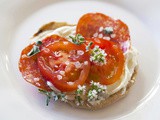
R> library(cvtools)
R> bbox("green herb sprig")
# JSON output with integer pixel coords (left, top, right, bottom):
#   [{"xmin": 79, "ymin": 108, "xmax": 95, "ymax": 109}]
[
  {"xmin": 38, "ymin": 89, "xmax": 58, "ymax": 106},
  {"xmin": 38, "ymin": 89, "xmax": 68, "ymax": 106},
  {"xmin": 69, "ymin": 34, "xmax": 85, "ymax": 45},
  {"xmin": 87, "ymin": 81, "xmax": 107, "ymax": 101},
  {"xmin": 90, "ymin": 45, "xmax": 107, "ymax": 66},
  {"xmin": 74, "ymin": 85, "xmax": 86, "ymax": 105},
  {"xmin": 27, "ymin": 41, "xmax": 42, "ymax": 57},
  {"xmin": 86, "ymin": 42, "xmax": 93, "ymax": 51}
]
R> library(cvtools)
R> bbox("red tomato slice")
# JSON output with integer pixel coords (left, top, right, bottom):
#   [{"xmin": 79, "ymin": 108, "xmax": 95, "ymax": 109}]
[
  {"xmin": 86, "ymin": 38, "xmax": 125, "ymax": 85},
  {"xmin": 76, "ymin": 13, "xmax": 130, "ymax": 51},
  {"xmin": 37, "ymin": 40, "xmax": 90, "ymax": 92},
  {"xmin": 19, "ymin": 35, "xmax": 67, "ymax": 91}
]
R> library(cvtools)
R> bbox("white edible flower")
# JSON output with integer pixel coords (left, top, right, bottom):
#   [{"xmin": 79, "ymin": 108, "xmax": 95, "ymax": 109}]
[
  {"xmin": 90, "ymin": 81, "xmax": 107, "ymax": 91},
  {"xmin": 61, "ymin": 95, "xmax": 67, "ymax": 102},
  {"xmin": 87, "ymin": 81, "xmax": 107, "ymax": 102},
  {"xmin": 78, "ymin": 85, "xmax": 86, "ymax": 91},
  {"xmin": 88, "ymin": 89, "xmax": 98, "ymax": 101},
  {"xmin": 91, "ymin": 90, "xmax": 98, "ymax": 97},
  {"xmin": 76, "ymin": 85, "xmax": 86, "ymax": 95},
  {"xmin": 90, "ymin": 81, "xmax": 100, "ymax": 86},
  {"xmin": 55, "ymin": 93, "xmax": 68, "ymax": 102},
  {"xmin": 74, "ymin": 85, "xmax": 86, "ymax": 106},
  {"xmin": 90, "ymin": 45, "xmax": 107, "ymax": 66}
]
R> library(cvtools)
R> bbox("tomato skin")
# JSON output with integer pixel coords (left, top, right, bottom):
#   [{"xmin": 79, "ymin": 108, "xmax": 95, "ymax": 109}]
[
  {"xmin": 37, "ymin": 41, "xmax": 91, "ymax": 92},
  {"xmin": 19, "ymin": 35, "xmax": 67, "ymax": 91},
  {"xmin": 19, "ymin": 35, "xmax": 91, "ymax": 92},
  {"xmin": 86, "ymin": 38, "xmax": 125, "ymax": 85},
  {"xmin": 76, "ymin": 13, "xmax": 130, "ymax": 51},
  {"xmin": 77, "ymin": 13, "xmax": 113, "ymax": 38}
]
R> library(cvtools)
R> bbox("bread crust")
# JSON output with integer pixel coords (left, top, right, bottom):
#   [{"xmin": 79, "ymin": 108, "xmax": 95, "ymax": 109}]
[
  {"xmin": 68, "ymin": 66, "xmax": 138, "ymax": 110},
  {"xmin": 34, "ymin": 22, "xmax": 74, "ymax": 37},
  {"xmin": 34, "ymin": 21, "xmax": 138, "ymax": 110}
]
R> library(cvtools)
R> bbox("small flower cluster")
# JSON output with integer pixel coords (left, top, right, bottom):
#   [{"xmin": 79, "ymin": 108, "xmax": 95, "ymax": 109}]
[
  {"xmin": 58, "ymin": 93, "xmax": 68, "ymax": 102},
  {"xmin": 39, "ymin": 81, "xmax": 107, "ymax": 106},
  {"xmin": 90, "ymin": 45, "xmax": 107, "ymax": 66},
  {"xmin": 38, "ymin": 89, "xmax": 67, "ymax": 105},
  {"xmin": 103, "ymin": 27, "xmax": 114, "ymax": 34},
  {"xmin": 76, "ymin": 85, "xmax": 86, "ymax": 95},
  {"xmin": 69, "ymin": 34, "xmax": 85, "ymax": 45},
  {"xmin": 75, "ymin": 85, "xmax": 86, "ymax": 106},
  {"xmin": 87, "ymin": 81, "xmax": 107, "ymax": 102}
]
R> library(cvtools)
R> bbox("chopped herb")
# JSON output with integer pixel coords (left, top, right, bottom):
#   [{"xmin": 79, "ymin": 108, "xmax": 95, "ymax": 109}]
[
  {"xmin": 58, "ymin": 93, "xmax": 68, "ymax": 102},
  {"xmin": 27, "ymin": 41, "xmax": 42, "ymax": 57},
  {"xmin": 69, "ymin": 34, "xmax": 85, "ymax": 45},
  {"xmin": 87, "ymin": 81, "xmax": 107, "ymax": 101},
  {"xmin": 75, "ymin": 85, "xmax": 86, "ymax": 105},
  {"xmin": 86, "ymin": 42, "xmax": 93, "ymax": 51},
  {"xmin": 38, "ymin": 89, "xmax": 52, "ymax": 106},
  {"xmin": 75, "ymin": 96, "xmax": 82, "ymax": 103},
  {"xmin": 35, "ymin": 40, "xmax": 42, "ymax": 45},
  {"xmin": 38, "ymin": 89, "xmax": 69, "ymax": 105},
  {"xmin": 90, "ymin": 81, "xmax": 107, "ymax": 93},
  {"xmin": 27, "ymin": 45, "xmax": 40, "ymax": 57},
  {"xmin": 46, "ymin": 93, "xmax": 51, "ymax": 106},
  {"xmin": 88, "ymin": 89, "xmax": 98, "ymax": 101},
  {"xmin": 90, "ymin": 45, "xmax": 107, "ymax": 66},
  {"xmin": 38, "ymin": 89, "xmax": 59, "ymax": 106},
  {"xmin": 103, "ymin": 27, "xmax": 113, "ymax": 34}
]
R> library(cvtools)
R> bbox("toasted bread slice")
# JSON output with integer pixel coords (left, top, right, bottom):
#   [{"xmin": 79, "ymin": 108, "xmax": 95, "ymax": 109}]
[{"xmin": 34, "ymin": 21, "xmax": 138, "ymax": 110}]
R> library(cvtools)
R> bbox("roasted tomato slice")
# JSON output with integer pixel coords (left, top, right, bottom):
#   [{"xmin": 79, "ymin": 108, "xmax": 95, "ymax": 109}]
[
  {"xmin": 76, "ymin": 13, "xmax": 130, "ymax": 52},
  {"xmin": 37, "ymin": 40, "xmax": 90, "ymax": 92},
  {"xmin": 86, "ymin": 38, "xmax": 125, "ymax": 85},
  {"xmin": 19, "ymin": 35, "xmax": 67, "ymax": 91}
]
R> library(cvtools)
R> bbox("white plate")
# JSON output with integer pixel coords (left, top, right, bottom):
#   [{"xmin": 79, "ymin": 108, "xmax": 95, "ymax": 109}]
[{"xmin": 0, "ymin": 0, "xmax": 160, "ymax": 120}]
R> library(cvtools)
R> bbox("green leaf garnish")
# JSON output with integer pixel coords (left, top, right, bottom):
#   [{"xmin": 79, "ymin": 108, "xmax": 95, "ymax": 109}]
[
  {"xmin": 35, "ymin": 41, "xmax": 42, "ymax": 45},
  {"xmin": 27, "ymin": 45, "xmax": 40, "ymax": 57},
  {"xmin": 75, "ymin": 96, "xmax": 82, "ymax": 103},
  {"xmin": 86, "ymin": 42, "xmax": 93, "ymax": 51},
  {"xmin": 69, "ymin": 34, "xmax": 85, "ymax": 45},
  {"xmin": 74, "ymin": 85, "xmax": 86, "ymax": 105},
  {"xmin": 27, "ymin": 41, "xmax": 42, "ymax": 57},
  {"xmin": 38, "ymin": 89, "xmax": 68, "ymax": 105}
]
